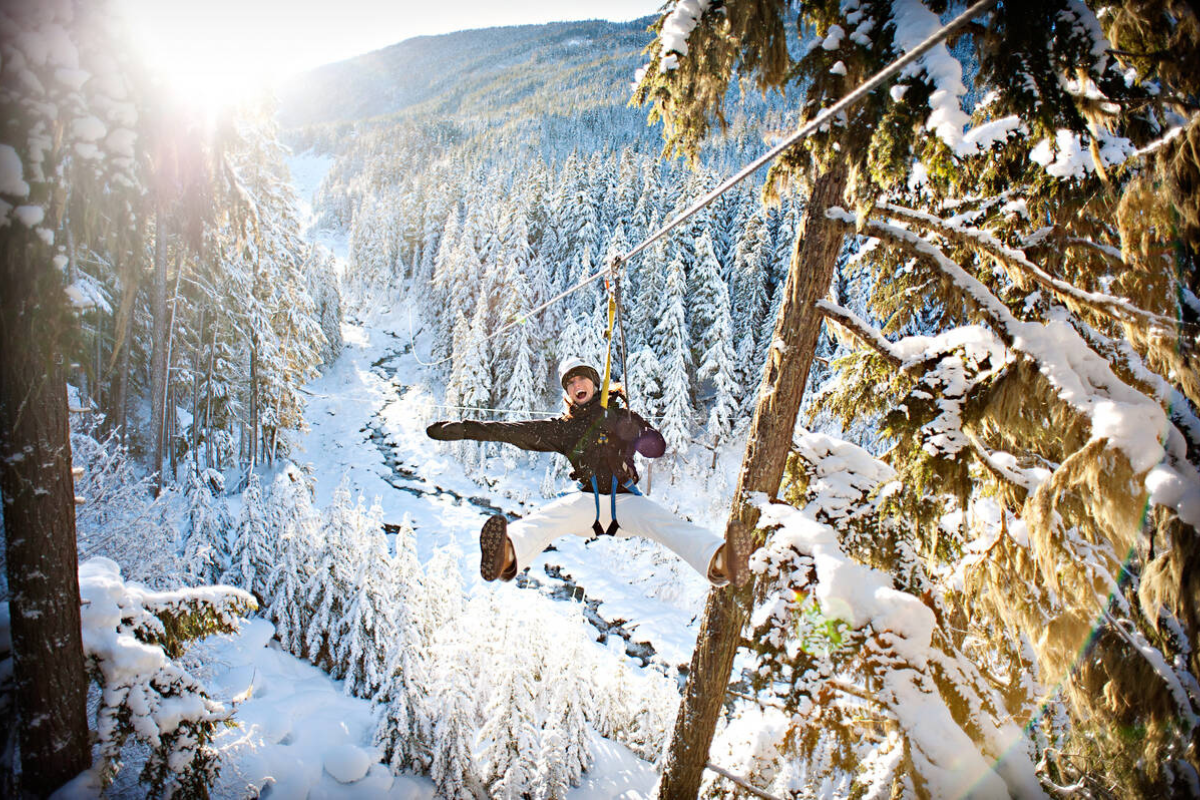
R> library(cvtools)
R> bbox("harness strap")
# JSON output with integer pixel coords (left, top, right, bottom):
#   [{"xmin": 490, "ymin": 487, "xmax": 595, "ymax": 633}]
[{"xmin": 587, "ymin": 475, "xmax": 628, "ymax": 539}]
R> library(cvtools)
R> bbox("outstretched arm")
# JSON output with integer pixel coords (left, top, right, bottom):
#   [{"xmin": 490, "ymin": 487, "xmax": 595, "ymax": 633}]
[{"xmin": 426, "ymin": 418, "xmax": 563, "ymax": 453}]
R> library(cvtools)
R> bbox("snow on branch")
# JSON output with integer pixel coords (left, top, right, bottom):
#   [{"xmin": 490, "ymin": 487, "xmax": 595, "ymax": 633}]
[
  {"xmin": 78, "ymin": 557, "xmax": 256, "ymax": 796},
  {"xmin": 816, "ymin": 299, "xmax": 904, "ymax": 368},
  {"xmin": 749, "ymin": 497, "xmax": 1042, "ymax": 798},
  {"xmin": 876, "ymin": 202, "xmax": 1179, "ymax": 333},
  {"xmin": 656, "ymin": 0, "xmax": 713, "ymax": 72},
  {"xmin": 964, "ymin": 431, "xmax": 1049, "ymax": 498},
  {"xmin": 826, "ymin": 205, "xmax": 1200, "ymax": 529}
]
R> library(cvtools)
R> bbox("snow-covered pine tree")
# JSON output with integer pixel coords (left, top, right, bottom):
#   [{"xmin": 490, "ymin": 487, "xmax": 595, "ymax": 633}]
[
  {"xmin": 374, "ymin": 516, "xmax": 431, "ymax": 772},
  {"xmin": 430, "ymin": 209, "xmax": 463, "ymax": 364},
  {"xmin": 461, "ymin": 291, "xmax": 495, "ymax": 469},
  {"xmin": 263, "ymin": 519, "xmax": 314, "ymax": 660},
  {"xmin": 730, "ymin": 213, "xmax": 769, "ymax": 414},
  {"xmin": 79, "ymin": 558, "xmax": 256, "ymax": 797},
  {"xmin": 337, "ymin": 498, "xmax": 394, "ymax": 697},
  {"xmin": 181, "ymin": 460, "xmax": 232, "ymax": 585},
  {"xmin": 479, "ymin": 621, "xmax": 541, "ymax": 799},
  {"xmin": 695, "ymin": 279, "xmax": 739, "ymax": 469},
  {"xmin": 501, "ymin": 255, "xmax": 541, "ymax": 468},
  {"xmin": 307, "ymin": 245, "xmax": 344, "ymax": 366},
  {"xmin": 636, "ymin": 0, "xmax": 1200, "ymax": 793},
  {"xmin": 652, "ymin": 251, "xmax": 693, "ymax": 473},
  {"xmin": 421, "ymin": 541, "xmax": 465, "ymax": 640},
  {"xmin": 221, "ymin": 473, "xmax": 275, "ymax": 600},
  {"xmin": 539, "ymin": 612, "xmax": 594, "ymax": 793},
  {"xmin": 427, "ymin": 647, "xmax": 485, "ymax": 798},
  {"xmin": 303, "ymin": 478, "xmax": 358, "ymax": 673}
]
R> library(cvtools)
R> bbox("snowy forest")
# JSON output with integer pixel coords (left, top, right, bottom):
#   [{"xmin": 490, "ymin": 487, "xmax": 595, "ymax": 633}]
[{"xmin": 2, "ymin": 0, "xmax": 1199, "ymax": 798}]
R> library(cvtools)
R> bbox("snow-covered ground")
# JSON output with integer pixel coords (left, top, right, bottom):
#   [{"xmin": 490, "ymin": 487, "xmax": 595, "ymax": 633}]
[{"xmin": 198, "ymin": 617, "xmax": 656, "ymax": 798}]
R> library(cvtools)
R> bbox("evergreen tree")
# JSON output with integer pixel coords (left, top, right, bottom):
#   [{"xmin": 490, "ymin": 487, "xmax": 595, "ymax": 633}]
[
  {"xmin": 181, "ymin": 462, "xmax": 232, "ymax": 585},
  {"xmin": 337, "ymin": 499, "xmax": 394, "ymax": 698},
  {"xmin": 221, "ymin": 473, "xmax": 275, "ymax": 600},
  {"xmin": 374, "ymin": 516, "xmax": 432, "ymax": 772},
  {"xmin": 264, "ymin": 521, "xmax": 315, "ymax": 659},
  {"xmin": 428, "ymin": 651, "xmax": 485, "ymax": 798},
  {"xmin": 479, "ymin": 623, "xmax": 541, "ymax": 799},
  {"xmin": 652, "ymin": 252, "xmax": 693, "ymax": 467},
  {"xmin": 304, "ymin": 478, "xmax": 358, "ymax": 673}
]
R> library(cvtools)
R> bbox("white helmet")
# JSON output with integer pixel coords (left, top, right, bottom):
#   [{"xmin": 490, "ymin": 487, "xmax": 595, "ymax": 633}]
[{"xmin": 558, "ymin": 357, "xmax": 600, "ymax": 390}]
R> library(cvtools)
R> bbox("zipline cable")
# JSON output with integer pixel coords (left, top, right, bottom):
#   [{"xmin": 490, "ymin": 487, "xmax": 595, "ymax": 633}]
[
  {"xmin": 410, "ymin": 0, "xmax": 998, "ymax": 369},
  {"xmin": 618, "ymin": 0, "xmax": 997, "ymax": 265}
]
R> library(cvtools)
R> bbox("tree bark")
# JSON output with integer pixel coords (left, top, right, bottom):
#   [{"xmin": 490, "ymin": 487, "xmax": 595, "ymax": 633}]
[
  {"xmin": 115, "ymin": 309, "xmax": 132, "ymax": 443},
  {"xmin": 655, "ymin": 162, "xmax": 847, "ymax": 799},
  {"xmin": 249, "ymin": 343, "xmax": 259, "ymax": 471},
  {"xmin": 150, "ymin": 210, "xmax": 168, "ymax": 494},
  {"xmin": 204, "ymin": 324, "xmax": 216, "ymax": 470},
  {"xmin": 191, "ymin": 306, "xmax": 204, "ymax": 465},
  {"xmin": 0, "ymin": 217, "xmax": 91, "ymax": 795}
]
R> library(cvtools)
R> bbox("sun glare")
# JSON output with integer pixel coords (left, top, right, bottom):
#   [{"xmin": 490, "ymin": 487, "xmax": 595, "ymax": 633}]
[{"xmin": 118, "ymin": 0, "xmax": 301, "ymax": 110}]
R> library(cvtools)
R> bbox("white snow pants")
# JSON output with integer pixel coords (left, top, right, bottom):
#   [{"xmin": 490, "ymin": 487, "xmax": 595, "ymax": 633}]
[{"xmin": 507, "ymin": 491, "xmax": 726, "ymax": 585}]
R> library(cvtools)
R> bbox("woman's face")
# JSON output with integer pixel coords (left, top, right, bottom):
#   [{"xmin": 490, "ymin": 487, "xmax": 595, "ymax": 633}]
[{"xmin": 565, "ymin": 373, "xmax": 596, "ymax": 405}]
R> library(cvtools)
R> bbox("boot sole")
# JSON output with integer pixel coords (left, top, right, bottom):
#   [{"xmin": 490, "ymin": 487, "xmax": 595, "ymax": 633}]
[
  {"xmin": 726, "ymin": 531, "xmax": 752, "ymax": 588},
  {"xmin": 480, "ymin": 515, "xmax": 510, "ymax": 582}
]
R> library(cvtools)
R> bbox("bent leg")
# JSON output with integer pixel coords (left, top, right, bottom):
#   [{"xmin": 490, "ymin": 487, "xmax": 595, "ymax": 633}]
[
  {"xmin": 610, "ymin": 494, "xmax": 726, "ymax": 584},
  {"xmin": 506, "ymin": 493, "xmax": 598, "ymax": 573}
]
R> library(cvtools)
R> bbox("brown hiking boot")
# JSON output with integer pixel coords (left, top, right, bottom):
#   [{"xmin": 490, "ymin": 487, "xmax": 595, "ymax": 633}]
[
  {"xmin": 725, "ymin": 531, "xmax": 752, "ymax": 587},
  {"xmin": 480, "ymin": 515, "xmax": 517, "ymax": 582}
]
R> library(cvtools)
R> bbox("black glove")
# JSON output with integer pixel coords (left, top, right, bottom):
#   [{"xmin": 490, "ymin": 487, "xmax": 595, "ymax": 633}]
[
  {"xmin": 426, "ymin": 421, "xmax": 466, "ymax": 441},
  {"xmin": 601, "ymin": 407, "xmax": 640, "ymax": 443}
]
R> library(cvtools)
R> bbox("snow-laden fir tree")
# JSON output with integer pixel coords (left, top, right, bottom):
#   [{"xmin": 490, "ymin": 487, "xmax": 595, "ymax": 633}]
[
  {"xmin": 221, "ymin": 473, "xmax": 275, "ymax": 600},
  {"xmin": 374, "ymin": 517, "xmax": 431, "ymax": 772},
  {"xmin": 337, "ymin": 498, "xmax": 394, "ymax": 697},
  {"xmin": 538, "ymin": 611, "xmax": 594, "ymax": 794},
  {"xmin": 264, "ymin": 520, "xmax": 315, "ymax": 660},
  {"xmin": 635, "ymin": 0, "xmax": 1200, "ymax": 793},
  {"xmin": 652, "ymin": 251, "xmax": 693, "ymax": 474},
  {"xmin": 478, "ymin": 605, "xmax": 544, "ymax": 799},
  {"xmin": 303, "ymin": 477, "xmax": 359, "ymax": 673},
  {"xmin": 421, "ymin": 541, "xmax": 465, "ymax": 641},
  {"xmin": 427, "ymin": 645, "xmax": 486, "ymax": 799},
  {"xmin": 501, "ymin": 256, "xmax": 542, "ymax": 468},
  {"xmin": 79, "ymin": 558, "xmax": 256, "ymax": 797},
  {"xmin": 181, "ymin": 461, "xmax": 233, "ymax": 586}
]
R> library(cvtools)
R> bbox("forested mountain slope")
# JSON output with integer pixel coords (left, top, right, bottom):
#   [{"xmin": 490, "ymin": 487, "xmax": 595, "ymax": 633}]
[{"xmin": 278, "ymin": 19, "xmax": 654, "ymax": 129}]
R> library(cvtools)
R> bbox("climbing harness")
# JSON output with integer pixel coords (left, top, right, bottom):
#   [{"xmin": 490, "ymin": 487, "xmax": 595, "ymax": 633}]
[
  {"xmin": 584, "ymin": 258, "xmax": 642, "ymax": 537},
  {"xmin": 587, "ymin": 474, "xmax": 643, "ymax": 541}
]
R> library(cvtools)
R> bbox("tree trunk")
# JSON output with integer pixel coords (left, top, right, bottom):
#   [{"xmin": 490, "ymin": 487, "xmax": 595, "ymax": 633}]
[
  {"xmin": 655, "ymin": 162, "xmax": 847, "ymax": 799},
  {"xmin": 94, "ymin": 311, "xmax": 103, "ymax": 412},
  {"xmin": 0, "ymin": 216, "xmax": 91, "ymax": 796},
  {"xmin": 191, "ymin": 307, "xmax": 204, "ymax": 466},
  {"xmin": 249, "ymin": 343, "xmax": 259, "ymax": 470},
  {"xmin": 116, "ymin": 311, "xmax": 132, "ymax": 443},
  {"xmin": 168, "ymin": 381, "xmax": 177, "ymax": 481},
  {"xmin": 164, "ymin": 251, "xmax": 184, "ymax": 485},
  {"xmin": 204, "ymin": 325, "xmax": 216, "ymax": 470},
  {"xmin": 150, "ymin": 211, "xmax": 168, "ymax": 494}
]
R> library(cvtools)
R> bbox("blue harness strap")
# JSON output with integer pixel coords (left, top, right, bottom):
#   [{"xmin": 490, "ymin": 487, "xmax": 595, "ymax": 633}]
[{"xmin": 587, "ymin": 475, "xmax": 640, "ymax": 539}]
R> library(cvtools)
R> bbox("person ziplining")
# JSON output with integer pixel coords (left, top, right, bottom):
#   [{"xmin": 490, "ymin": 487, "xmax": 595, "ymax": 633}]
[{"xmin": 426, "ymin": 357, "xmax": 737, "ymax": 586}]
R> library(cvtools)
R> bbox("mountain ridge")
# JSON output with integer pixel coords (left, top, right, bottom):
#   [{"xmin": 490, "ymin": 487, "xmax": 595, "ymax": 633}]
[{"xmin": 277, "ymin": 17, "xmax": 657, "ymax": 131}]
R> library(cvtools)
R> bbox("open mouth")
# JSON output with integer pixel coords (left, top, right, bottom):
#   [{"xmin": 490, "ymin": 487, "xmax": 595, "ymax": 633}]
[{"xmin": 575, "ymin": 389, "xmax": 588, "ymax": 401}]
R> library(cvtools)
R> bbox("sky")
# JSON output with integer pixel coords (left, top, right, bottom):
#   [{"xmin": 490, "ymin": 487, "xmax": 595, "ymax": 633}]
[{"xmin": 119, "ymin": 0, "xmax": 660, "ymax": 106}]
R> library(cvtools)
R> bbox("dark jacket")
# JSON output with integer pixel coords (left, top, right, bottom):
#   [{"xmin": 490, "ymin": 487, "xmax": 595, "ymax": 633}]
[{"xmin": 428, "ymin": 395, "xmax": 665, "ymax": 493}]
